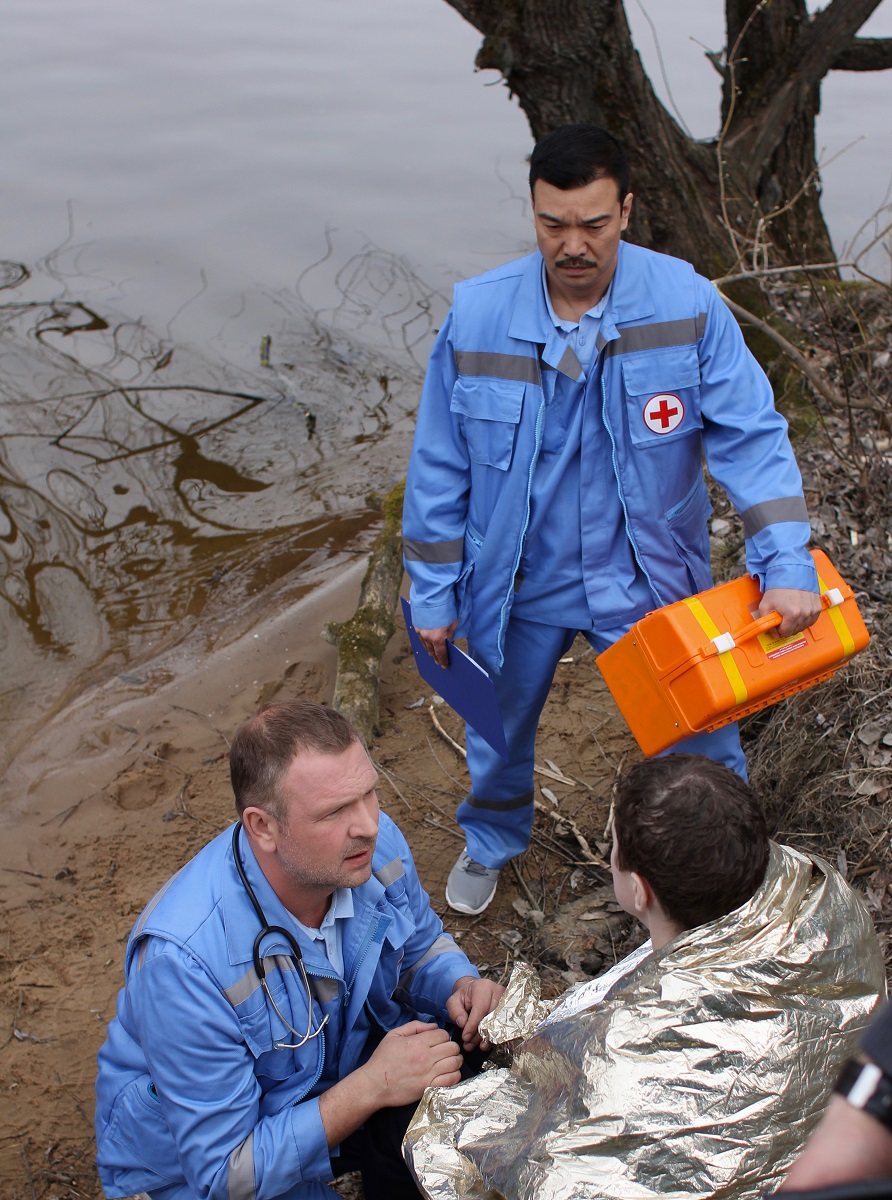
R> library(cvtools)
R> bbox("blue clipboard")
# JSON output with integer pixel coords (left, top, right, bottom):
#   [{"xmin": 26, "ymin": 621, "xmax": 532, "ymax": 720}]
[{"xmin": 401, "ymin": 598, "xmax": 508, "ymax": 760}]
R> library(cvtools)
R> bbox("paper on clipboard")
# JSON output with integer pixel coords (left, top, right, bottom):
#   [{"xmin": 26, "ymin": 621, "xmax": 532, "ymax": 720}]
[{"xmin": 401, "ymin": 598, "xmax": 508, "ymax": 760}]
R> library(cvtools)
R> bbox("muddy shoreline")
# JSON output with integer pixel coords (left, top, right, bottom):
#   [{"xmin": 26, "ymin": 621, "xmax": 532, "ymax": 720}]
[{"xmin": 0, "ymin": 561, "xmax": 631, "ymax": 1199}]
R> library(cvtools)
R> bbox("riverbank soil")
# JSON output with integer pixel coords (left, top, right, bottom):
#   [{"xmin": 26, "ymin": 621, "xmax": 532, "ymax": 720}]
[
  {"xmin": 0, "ymin": 620, "xmax": 633, "ymax": 1200},
  {"xmin": 1, "ymin": 283, "xmax": 890, "ymax": 1200}
]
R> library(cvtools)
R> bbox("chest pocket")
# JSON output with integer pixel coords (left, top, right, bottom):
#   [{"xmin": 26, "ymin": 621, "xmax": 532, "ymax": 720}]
[
  {"xmin": 238, "ymin": 973, "xmax": 318, "ymax": 1087},
  {"xmin": 450, "ymin": 377, "xmax": 524, "ymax": 471},
  {"xmin": 620, "ymin": 346, "xmax": 703, "ymax": 448}
]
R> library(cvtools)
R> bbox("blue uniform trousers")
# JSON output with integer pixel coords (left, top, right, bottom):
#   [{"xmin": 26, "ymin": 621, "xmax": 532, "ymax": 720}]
[{"xmin": 458, "ymin": 617, "xmax": 747, "ymax": 869}]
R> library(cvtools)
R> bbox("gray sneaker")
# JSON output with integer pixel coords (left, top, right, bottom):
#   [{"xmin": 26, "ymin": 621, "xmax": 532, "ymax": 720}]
[{"xmin": 446, "ymin": 850, "xmax": 501, "ymax": 915}]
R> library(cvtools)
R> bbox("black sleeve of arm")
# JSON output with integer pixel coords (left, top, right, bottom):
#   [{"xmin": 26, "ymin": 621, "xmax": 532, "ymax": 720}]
[{"xmin": 862, "ymin": 1002, "xmax": 892, "ymax": 1073}]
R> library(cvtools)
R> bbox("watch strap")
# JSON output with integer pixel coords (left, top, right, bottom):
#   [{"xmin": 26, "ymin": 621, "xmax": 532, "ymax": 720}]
[{"xmin": 834, "ymin": 1058, "xmax": 892, "ymax": 1130}]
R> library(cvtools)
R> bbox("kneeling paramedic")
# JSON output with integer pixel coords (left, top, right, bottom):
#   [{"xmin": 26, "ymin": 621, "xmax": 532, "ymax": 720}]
[{"xmin": 95, "ymin": 699, "xmax": 504, "ymax": 1200}]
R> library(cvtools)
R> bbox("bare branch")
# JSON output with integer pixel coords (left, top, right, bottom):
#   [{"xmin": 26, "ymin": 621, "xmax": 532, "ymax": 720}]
[
  {"xmin": 716, "ymin": 287, "xmax": 883, "ymax": 415},
  {"xmin": 803, "ymin": 0, "xmax": 888, "ymax": 84},
  {"xmin": 832, "ymin": 36, "xmax": 892, "ymax": 72}
]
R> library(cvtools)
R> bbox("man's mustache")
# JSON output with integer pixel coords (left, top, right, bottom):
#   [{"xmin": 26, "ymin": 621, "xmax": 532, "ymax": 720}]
[
  {"xmin": 556, "ymin": 257, "xmax": 597, "ymax": 269},
  {"xmin": 343, "ymin": 839, "xmax": 375, "ymax": 859}
]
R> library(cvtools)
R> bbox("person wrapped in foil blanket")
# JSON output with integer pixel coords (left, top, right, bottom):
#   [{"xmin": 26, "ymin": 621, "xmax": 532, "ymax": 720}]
[{"xmin": 405, "ymin": 756, "xmax": 886, "ymax": 1200}]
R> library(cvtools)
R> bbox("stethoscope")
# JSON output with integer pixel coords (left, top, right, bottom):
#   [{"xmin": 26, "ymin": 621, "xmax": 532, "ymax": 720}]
[{"xmin": 231, "ymin": 822, "xmax": 329, "ymax": 1050}]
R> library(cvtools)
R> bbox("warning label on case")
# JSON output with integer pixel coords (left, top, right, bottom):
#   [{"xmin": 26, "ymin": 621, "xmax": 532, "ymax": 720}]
[{"xmin": 751, "ymin": 606, "xmax": 808, "ymax": 659}]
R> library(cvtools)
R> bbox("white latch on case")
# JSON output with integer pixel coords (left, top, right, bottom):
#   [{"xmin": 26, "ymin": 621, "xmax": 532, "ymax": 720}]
[
  {"xmin": 824, "ymin": 587, "xmax": 844, "ymax": 607},
  {"xmin": 712, "ymin": 632, "xmax": 737, "ymax": 654}
]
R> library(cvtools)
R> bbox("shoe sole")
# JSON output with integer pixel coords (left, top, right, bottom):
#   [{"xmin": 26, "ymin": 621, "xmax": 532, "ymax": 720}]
[{"xmin": 445, "ymin": 883, "xmax": 497, "ymax": 917}]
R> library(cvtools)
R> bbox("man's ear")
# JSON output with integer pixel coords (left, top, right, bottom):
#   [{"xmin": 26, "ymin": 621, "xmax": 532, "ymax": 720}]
[
  {"xmin": 629, "ymin": 870, "xmax": 655, "ymax": 917},
  {"xmin": 241, "ymin": 805, "xmax": 279, "ymax": 854},
  {"xmin": 620, "ymin": 191, "xmax": 633, "ymax": 231}
]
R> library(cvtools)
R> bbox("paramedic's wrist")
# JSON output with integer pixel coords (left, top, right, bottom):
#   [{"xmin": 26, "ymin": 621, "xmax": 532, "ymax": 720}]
[
  {"xmin": 780, "ymin": 1092, "xmax": 892, "ymax": 1190},
  {"xmin": 834, "ymin": 1057, "xmax": 892, "ymax": 1131}
]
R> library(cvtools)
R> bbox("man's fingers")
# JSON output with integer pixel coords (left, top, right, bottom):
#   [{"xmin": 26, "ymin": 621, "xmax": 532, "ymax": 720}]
[
  {"xmin": 390, "ymin": 1020, "xmax": 436, "ymax": 1038},
  {"xmin": 419, "ymin": 634, "xmax": 446, "ymax": 666},
  {"xmin": 446, "ymin": 997, "xmax": 469, "ymax": 1028},
  {"xmin": 759, "ymin": 587, "xmax": 823, "ymax": 638},
  {"xmin": 415, "ymin": 622, "xmax": 459, "ymax": 667},
  {"xmin": 461, "ymin": 999, "xmax": 487, "ymax": 1041},
  {"xmin": 429, "ymin": 1068, "xmax": 462, "ymax": 1088}
]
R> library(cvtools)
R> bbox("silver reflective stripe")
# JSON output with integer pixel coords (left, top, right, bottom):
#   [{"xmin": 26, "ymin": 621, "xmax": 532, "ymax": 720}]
[
  {"xmin": 602, "ymin": 312, "xmax": 707, "ymax": 356},
  {"xmin": 466, "ymin": 790, "xmax": 534, "ymax": 812},
  {"xmin": 454, "ymin": 350, "xmax": 540, "ymax": 384},
  {"xmin": 310, "ymin": 976, "xmax": 339, "ymax": 1004},
  {"xmin": 136, "ymin": 939, "xmax": 149, "ymax": 971},
  {"xmin": 555, "ymin": 345, "xmax": 582, "ymax": 380},
  {"xmin": 132, "ymin": 873, "xmax": 180, "ymax": 938},
  {"xmin": 374, "ymin": 856, "xmax": 405, "ymax": 887},
  {"xmin": 398, "ymin": 934, "xmax": 460, "ymax": 990},
  {"xmin": 224, "ymin": 955, "xmax": 295, "ymax": 1007},
  {"xmin": 403, "ymin": 537, "xmax": 464, "ymax": 564},
  {"xmin": 228, "ymin": 1130, "xmax": 256, "ymax": 1200},
  {"xmin": 741, "ymin": 496, "xmax": 809, "ymax": 537}
]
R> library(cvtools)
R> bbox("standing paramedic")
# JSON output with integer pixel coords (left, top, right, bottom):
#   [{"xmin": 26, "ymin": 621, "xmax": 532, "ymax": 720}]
[
  {"xmin": 95, "ymin": 700, "xmax": 503, "ymax": 1200},
  {"xmin": 402, "ymin": 124, "xmax": 822, "ymax": 916}
]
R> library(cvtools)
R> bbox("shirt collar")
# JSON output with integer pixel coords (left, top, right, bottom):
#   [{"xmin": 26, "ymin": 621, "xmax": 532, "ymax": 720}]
[
  {"xmin": 319, "ymin": 887, "xmax": 354, "ymax": 931},
  {"xmin": 293, "ymin": 886, "xmax": 355, "ymax": 939}
]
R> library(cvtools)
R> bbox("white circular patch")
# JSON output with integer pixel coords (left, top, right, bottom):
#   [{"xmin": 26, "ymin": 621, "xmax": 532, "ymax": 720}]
[{"xmin": 643, "ymin": 393, "xmax": 684, "ymax": 434}]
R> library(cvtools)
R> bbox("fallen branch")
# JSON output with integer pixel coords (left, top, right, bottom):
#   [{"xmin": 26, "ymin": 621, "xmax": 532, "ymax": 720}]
[
  {"xmin": 533, "ymin": 801, "xmax": 606, "ymax": 868},
  {"xmin": 325, "ymin": 481, "xmax": 405, "ymax": 743},
  {"xmin": 428, "ymin": 704, "xmax": 604, "ymax": 867},
  {"xmin": 428, "ymin": 704, "xmax": 580, "ymax": 786}
]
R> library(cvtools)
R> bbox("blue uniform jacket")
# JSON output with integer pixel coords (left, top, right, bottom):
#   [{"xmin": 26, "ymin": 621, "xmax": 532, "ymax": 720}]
[
  {"xmin": 95, "ymin": 815, "xmax": 476, "ymax": 1200},
  {"xmin": 403, "ymin": 244, "xmax": 817, "ymax": 671}
]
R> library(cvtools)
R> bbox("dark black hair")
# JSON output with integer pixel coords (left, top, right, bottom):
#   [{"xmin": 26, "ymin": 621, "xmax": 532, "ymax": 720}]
[
  {"xmin": 529, "ymin": 124, "xmax": 630, "ymax": 201},
  {"xmin": 613, "ymin": 754, "xmax": 770, "ymax": 930}
]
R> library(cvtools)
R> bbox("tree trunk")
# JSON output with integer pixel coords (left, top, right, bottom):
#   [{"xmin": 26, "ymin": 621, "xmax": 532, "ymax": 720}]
[{"xmin": 442, "ymin": 0, "xmax": 889, "ymax": 274}]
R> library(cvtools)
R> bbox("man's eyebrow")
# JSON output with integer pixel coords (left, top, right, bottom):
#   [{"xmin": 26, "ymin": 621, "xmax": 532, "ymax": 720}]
[
  {"xmin": 318, "ymin": 776, "xmax": 379, "ymax": 815},
  {"xmin": 536, "ymin": 210, "xmax": 612, "ymax": 225}
]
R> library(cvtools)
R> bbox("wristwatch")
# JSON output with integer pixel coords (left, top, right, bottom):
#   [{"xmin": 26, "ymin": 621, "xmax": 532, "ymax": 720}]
[{"xmin": 834, "ymin": 1058, "xmax": 892, "ymax": 1130}]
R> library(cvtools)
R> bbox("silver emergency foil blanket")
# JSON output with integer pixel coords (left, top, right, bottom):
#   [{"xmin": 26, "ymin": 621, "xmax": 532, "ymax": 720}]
[{"xmin": 406, "ymin": 844, "xmax": 886, "ymax": 1200}]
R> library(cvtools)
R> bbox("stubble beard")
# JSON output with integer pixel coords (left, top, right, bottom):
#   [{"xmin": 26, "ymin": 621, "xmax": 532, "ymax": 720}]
[{"xmin": 279, "ymin": 833, "xmax": 376, "ymax": 894}]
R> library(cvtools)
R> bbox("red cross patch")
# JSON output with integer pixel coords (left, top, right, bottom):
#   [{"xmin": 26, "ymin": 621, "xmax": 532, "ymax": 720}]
[{"xmin": 643, "ymin": 393, "xmax": 684, "ymax": 434}]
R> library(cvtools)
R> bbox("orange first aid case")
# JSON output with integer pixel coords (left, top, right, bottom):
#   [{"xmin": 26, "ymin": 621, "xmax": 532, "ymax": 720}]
[{"xmin": 596, "ymin": 549, "xmax": 869, "ymax": 755}]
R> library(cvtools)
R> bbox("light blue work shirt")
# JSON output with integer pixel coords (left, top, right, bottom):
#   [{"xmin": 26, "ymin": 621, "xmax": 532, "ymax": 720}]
[
  {"xmin": 293, "ymin": 887, "xmax": 354, "ymax": 980},
  {"xmin": 512, "ymin": 267, "xmax": 653, "ymax": 628}
]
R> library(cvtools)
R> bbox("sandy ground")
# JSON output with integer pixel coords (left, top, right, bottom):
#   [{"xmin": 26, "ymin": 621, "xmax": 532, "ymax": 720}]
[{"xmin": 0, "ymin": 571, "xmax": 634, "ymax": 1200}]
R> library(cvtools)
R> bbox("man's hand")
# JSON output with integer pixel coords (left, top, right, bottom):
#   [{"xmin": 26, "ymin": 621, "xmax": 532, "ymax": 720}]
[
  {"xmin": 362, "ymin": 1021, "xmax": 463, "ymax": 1106},
  {"xmin": 415, "ymin": 622, "xmax": 459, "ymax": 668},
  {"xmin": 318, "ymin": 1022, "xmax": 461, "ymax": 1147},
  {"xmin": 758, "ymin": 587, "xmax": 823, "ymax": 638},
  {"xmin": 446, "ymin": 976, "xmax": 506, "ymax": 1051}
]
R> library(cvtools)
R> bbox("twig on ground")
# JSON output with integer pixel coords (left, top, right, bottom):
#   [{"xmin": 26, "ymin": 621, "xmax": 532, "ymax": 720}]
[
  {"xmin": 510, "ymin": 860, "xmax": 541, "ymax": 912},
  {"xmin": 533, "ymin": 800, "xmax": 606, "ymax": 868},
  {"xmin": 428, "ymin": 704, "xmax": 582, "ymax": 787}
]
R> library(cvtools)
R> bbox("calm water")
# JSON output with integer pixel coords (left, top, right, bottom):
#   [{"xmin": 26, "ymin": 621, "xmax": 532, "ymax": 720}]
[{"xmin": 1, "ymin": 0, "xmax": 890, "ymax": 796}]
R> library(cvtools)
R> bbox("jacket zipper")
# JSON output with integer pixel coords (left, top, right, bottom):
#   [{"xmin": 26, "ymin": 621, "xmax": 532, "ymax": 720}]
[
  {"xmin": 497, "ymin": 396, "xmax": 545, "ymax": 667},
  {"xmin": 600, "ymin": 371, "xmax": 666, "ymax": 607},
  {"xmin": 286, "ymin": 961, "xmax": 343, "ymax": 1101},
  {"xmin": 343, "ymin": 915, "xmax": 379, "ymax": 1009}
]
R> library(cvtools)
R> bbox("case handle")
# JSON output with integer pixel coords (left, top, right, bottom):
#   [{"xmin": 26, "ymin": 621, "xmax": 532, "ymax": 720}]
[
  {"xmin": 661, "ymin": 587, "xmax": 845, "ymax": 683},
  {"xmin": 717, "ymin": 587, "xmax": 844, "ymax": 653}
]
